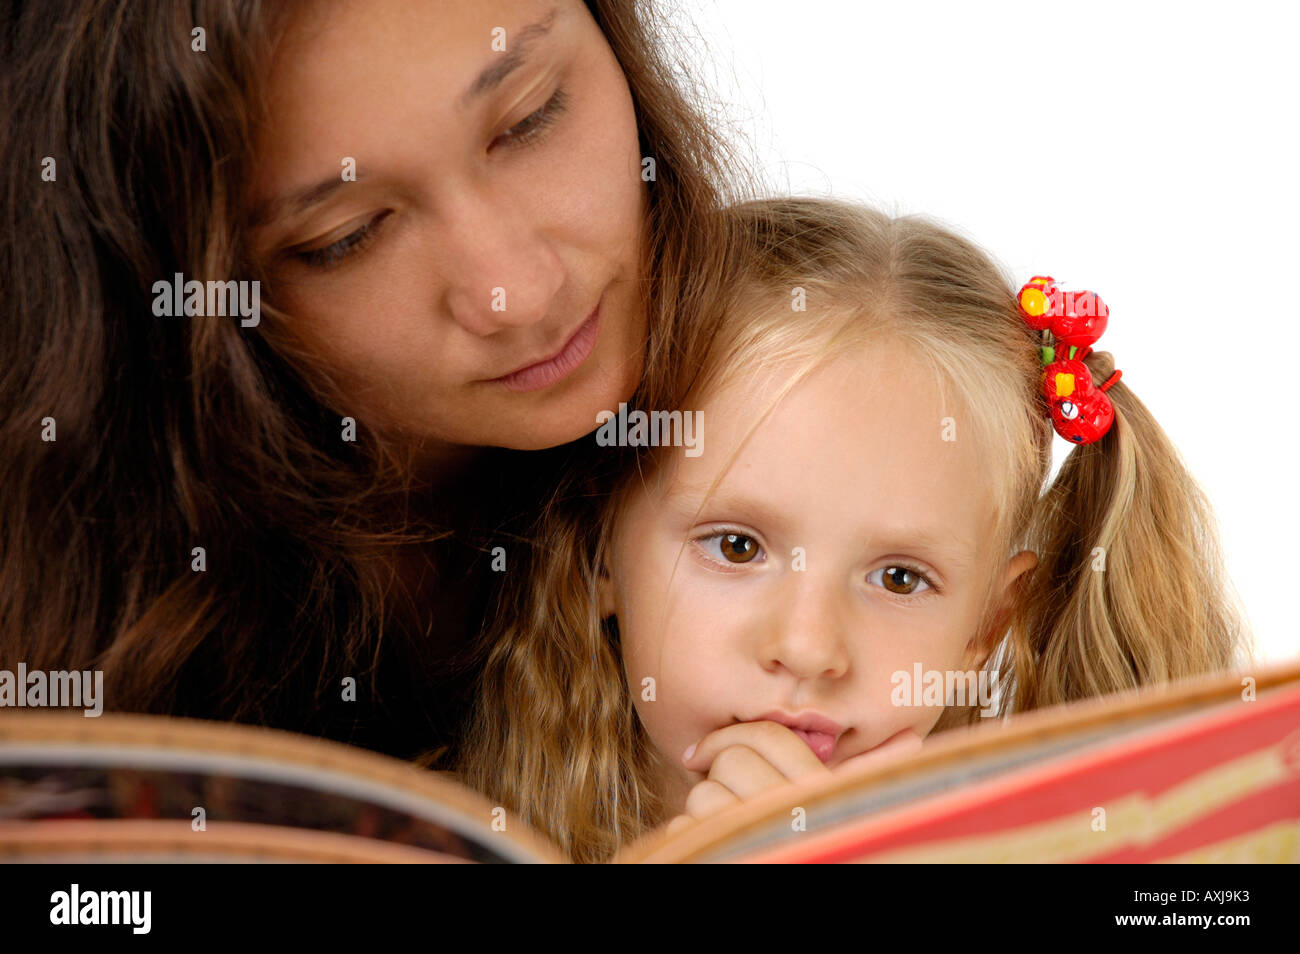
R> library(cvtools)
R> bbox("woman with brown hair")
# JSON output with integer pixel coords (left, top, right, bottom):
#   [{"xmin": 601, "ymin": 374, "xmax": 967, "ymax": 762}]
[{"xmin": 0, "ymin": 0, "xmax": 751, "ymax": 763}]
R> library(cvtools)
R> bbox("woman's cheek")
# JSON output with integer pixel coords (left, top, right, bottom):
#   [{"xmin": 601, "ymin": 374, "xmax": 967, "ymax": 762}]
[{"xmin": 566, "ymin": 26, "xmax": 643, "ymax": 211}]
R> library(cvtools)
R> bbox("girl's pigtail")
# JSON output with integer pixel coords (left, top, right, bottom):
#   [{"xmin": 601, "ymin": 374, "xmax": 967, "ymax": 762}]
[{"xmin": 1006, "ymin": 349, "xmax": 1249, "ymax": 711}]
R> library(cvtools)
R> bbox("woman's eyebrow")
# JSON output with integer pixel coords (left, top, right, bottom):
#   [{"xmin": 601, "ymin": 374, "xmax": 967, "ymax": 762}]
[
  {"xmin": 458, "ymin": 6, "xmax": 561, "ymax": 110},
  {"xmin": 250, "ymin": 174, "xmax": 363, "ymax": 230}
]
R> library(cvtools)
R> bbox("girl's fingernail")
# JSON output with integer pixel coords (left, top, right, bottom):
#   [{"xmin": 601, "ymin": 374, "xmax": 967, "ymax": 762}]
[{"xmin": 682, "ymin": 743, "xmax": 697, "ymax": 761}]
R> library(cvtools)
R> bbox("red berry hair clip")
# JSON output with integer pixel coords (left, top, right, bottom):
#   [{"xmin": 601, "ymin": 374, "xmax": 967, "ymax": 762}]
[{"xmin": 1016, "ymin": 276, "xmax": 1123, "ymax": 445}]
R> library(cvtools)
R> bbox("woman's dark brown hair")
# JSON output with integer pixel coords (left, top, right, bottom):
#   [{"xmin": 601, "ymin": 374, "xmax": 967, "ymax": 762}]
[{"xmin": 0, "ymin": 0, "xmax": 752, "ymax": 761}]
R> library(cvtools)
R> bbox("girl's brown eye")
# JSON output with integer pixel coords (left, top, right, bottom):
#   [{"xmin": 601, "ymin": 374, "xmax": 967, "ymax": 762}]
[
  {"xmin": 719, "ymin": 533, "xmax": 759, "ymax": 564},
  {"xmin": 882, "ymin": 567, "xmax": 917, "ymax": 594}
]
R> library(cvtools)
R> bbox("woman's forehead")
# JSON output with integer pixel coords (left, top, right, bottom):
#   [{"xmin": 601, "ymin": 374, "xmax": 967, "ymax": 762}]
[{"xmin": 255, "ymin": 2, "xmax": 578, "ymax": 166}]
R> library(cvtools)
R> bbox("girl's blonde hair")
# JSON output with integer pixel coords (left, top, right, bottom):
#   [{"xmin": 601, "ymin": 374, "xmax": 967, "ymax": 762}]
[{"xmin": 454, "ymin": 196, "xmax": 1251, "ymax": 862}]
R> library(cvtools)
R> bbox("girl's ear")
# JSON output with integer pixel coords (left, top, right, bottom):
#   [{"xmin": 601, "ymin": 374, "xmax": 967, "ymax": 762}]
[
  {"xmin": 963, "ymin": 550, "xmax": 1039, "ymax": 668},
  {"xmin": 1002, "ymin": 549, "xmax": 1039, "ymax": 593}
]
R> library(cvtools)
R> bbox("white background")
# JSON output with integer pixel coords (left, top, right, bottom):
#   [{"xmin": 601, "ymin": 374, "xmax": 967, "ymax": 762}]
[{"xmin": 677, "ymin": 0, "xmax": 1299, "ymax": 663}]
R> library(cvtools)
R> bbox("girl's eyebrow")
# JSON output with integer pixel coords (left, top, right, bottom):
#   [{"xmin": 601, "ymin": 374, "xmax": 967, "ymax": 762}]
[
  {"xmin": 866, "ymin": 526, "xmax": 975, "ymax": 570},
  {"xmin": 458, "ymin": 6, "xmax": 561, "ymax": 109},
  {"xmin": 667, "ymin": 483, "xmax": 792, "ymax": 537}
]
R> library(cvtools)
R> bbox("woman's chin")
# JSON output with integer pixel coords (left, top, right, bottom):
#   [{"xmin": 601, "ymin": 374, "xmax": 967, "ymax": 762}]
[{"xmin": 496, "ymin": 377, "xmax": 641, "ymax": 452}]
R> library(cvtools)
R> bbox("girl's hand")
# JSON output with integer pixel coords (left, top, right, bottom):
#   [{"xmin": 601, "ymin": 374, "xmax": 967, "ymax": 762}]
[{"xmin": 663, "ymin": 723, "xmax": 923, "ymax": 836}]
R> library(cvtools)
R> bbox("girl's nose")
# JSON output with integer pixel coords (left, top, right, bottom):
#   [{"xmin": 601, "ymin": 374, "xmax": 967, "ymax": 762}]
[
  {"xmin": 438, "ymin": 190, "xmax": 564, "ymax": 338},
  {"xmin": 758, "ymin": 576, "xmax": 852, "ymax": 682}
]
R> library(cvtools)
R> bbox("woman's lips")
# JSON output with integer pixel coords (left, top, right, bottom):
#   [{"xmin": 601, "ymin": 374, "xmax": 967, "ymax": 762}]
[{"xmin": 488, "ymin": 304, "xmax": 601, "ymax": 393}]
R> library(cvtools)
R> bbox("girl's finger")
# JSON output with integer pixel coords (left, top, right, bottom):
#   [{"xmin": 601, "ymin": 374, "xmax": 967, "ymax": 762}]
[
  {"xmin": 703, "ymin": 743, "xmax": 790, "ymax": 800},
  {"xmin": 665, "ymin": 813, "xmax": 696, "ymax": 836},
  {"xmin": 836, "ymin": 727, "xmax": 924, "ymax": 773},
  {"xmin": 683, "ymin": 778, "xmax": 741, "ymax": 821},
  {"xmin": 683, "ymin": 720, "xmax": 828, "ymax": 779}
]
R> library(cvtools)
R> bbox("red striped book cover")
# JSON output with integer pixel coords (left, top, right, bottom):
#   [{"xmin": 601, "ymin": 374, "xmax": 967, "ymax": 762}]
[
  {"xmin": 3, "ymin": 662, "xmax": 1297, "ymax": 863},
  {"xmin": 619, "ymin": 660, "xmax": 1300, "ymax": 863}
]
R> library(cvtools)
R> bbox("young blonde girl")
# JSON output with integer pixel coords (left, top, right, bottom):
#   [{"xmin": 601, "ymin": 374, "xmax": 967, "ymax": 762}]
[{"xmin": 451, "ymin": 196, "xmax": 1250, "ymax": 863}]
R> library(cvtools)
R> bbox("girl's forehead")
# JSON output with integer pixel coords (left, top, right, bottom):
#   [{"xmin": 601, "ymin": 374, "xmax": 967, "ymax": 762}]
[{"xmin": 653, "ymin": 345, "xmax": 997, "ymax": 553}]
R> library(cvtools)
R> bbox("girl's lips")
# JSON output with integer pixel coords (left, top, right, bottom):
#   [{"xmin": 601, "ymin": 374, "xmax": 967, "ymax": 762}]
[
  {"xmin": 748, "ymin": 711, "xmax": 846, "ymax": 765},
  {"xmin": 791, "ymin": 726, "xmax": 917, "ymax": 766},
  {"xmin": 791, "ymin": 729, "xmax": 838, "ymax": 764},
  {"xmin": 489, "ymin": 304, "xmax": 601, "ymax": 393}
]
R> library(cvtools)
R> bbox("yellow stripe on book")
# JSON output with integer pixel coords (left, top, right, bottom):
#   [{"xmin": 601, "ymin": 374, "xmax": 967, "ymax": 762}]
[
  {"xmin": 855, "ymin": 744, "xmax": 1286, "ymax": 863},
  {"xmin": 1164, "ymin": 819, "xmax": 1300, "ymax": 863}
]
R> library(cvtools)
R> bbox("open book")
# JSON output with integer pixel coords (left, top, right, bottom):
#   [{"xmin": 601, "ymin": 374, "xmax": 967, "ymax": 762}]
[{"xmin": 2, "ymin": 660, "xmax": 1298, "ymax": 863}]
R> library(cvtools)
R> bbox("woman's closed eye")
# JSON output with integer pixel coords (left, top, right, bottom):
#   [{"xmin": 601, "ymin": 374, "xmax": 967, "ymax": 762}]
[
  {"xmin": 293, "ymin": 210, "xmax": 392, "ymax": 270},
  {"xmin": 490, "ymin": 87, "xmax": 569, "ymax": 152},
  {"xmin": 283, "ymin": 89, "xmax": 570, "ymax": 272}
]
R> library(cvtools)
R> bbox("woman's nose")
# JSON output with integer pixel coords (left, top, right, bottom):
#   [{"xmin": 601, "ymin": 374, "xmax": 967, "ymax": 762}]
[
  {"xmin": 759, "ymin": 576, "xmax": 853, "ymax": 681},
  {"xmin": 437, "ymin": 189, "xmax": 565, "ymax": 338}
]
